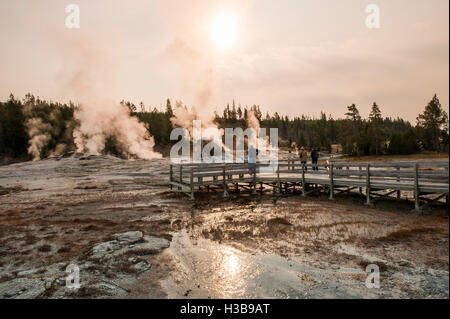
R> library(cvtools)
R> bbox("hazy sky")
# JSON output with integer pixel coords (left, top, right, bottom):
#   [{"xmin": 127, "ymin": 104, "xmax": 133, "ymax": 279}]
[{"xmin": 0, "ymin": 0, "xmax": 448, "ymax": 122}]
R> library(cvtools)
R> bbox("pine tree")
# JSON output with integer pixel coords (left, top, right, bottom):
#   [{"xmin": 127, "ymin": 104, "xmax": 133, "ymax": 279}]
[
  {"xmin": 223, "ymin": 103, "xmax": 230, "ymax": 120},
  {"xmin": 369, "ymin": 102, "xmax": 383, "ymax": 155},
  {"xmin": 165, "ymin": 99, "xmax": 173, "ymax": 118},
  {"xmin": 297, "ymin": 132, "xmax": 306, "ymax": 148},
  {"xmin": 255, "ymin": 105, "xmax": 262, "ymax": 121},
  {"xmin": 345, "ymin": 104, "xmax": 361, "ymax": 122},
  {"xmin": 416, "ymin": 94, "xmax": 448, "ymax": 151},
  {"xmin": 231, "ymin": 100, "xmax": 237, "ymax": 121},
  {"xmin": 344, "ymin": 104, "xmax": 362, "ymax": 156},
  {"xmin": 237, "ymin": 106, "xmax": 243, "ymax": 120}
]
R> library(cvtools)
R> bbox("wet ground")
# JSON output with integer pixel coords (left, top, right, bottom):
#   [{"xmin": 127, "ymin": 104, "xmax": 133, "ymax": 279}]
[{"xmin": 0, "ymin": 156, "xmax": 448, "ymax": 298}]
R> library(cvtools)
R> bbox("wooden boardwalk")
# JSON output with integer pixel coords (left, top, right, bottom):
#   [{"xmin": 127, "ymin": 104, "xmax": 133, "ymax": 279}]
[{"xmin": 169, "ymin": 160, "xmax": 449, "ymax": 211}]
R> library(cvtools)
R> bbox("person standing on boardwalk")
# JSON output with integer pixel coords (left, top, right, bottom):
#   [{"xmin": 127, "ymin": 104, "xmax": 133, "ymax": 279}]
[
  {"xmin": 311, "ymin": 146, "xmax": 319, "ymax": 171},
  {"xmin": 298, "ymin": 147, "xmax": 308, "ymax": 171}
]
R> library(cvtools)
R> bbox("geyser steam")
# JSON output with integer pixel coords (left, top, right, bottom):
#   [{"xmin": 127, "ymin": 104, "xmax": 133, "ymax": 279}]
[{"xmin": 47, "ymin": 32, "xmax": 161, "ymax": 160}]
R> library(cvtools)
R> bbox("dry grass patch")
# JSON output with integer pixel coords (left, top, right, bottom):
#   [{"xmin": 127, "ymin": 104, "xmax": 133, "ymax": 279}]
[{"xmin": 378, "ymin": 227, "xmax": 440, "ymax": 242}]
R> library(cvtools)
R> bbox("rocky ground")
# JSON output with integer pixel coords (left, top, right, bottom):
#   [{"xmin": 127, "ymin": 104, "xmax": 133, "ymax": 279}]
[{"xmin": 0, "ymin": 155, "xmax": 448, "ymax": 298}]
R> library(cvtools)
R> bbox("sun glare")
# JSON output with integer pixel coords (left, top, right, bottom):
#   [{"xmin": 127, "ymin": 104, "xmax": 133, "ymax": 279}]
[
  {"xmin": 211, "ymin": 11, "xmax": 238, "ymax": 50},
  {"xmin": 223, "ymin": 247, "xmax": 239, "ymax": 276}
]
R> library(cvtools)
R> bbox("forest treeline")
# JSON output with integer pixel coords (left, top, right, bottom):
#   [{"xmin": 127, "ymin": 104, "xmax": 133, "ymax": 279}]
[{"xmin": 0, "ymin": 93, "xmax": 448, "ymax": 161}]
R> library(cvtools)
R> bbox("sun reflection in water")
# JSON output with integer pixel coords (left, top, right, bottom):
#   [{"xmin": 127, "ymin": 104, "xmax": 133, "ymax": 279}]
[{"xmin": 223, "ymin": 247, "xmax": 239, "ymax": 276}]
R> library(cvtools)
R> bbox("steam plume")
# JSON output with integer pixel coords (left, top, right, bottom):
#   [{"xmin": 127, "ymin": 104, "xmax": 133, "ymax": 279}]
[
  {"xmin": 247, "ymin": 106, "xmax": 261, "ymax": 134},
  {"xmin": 57, "ymin": 32, "xmax": 161, "ymax": 160},
  {"xmin": 25, "ymin": 118, "xmax": 51, "ymax": 161}
]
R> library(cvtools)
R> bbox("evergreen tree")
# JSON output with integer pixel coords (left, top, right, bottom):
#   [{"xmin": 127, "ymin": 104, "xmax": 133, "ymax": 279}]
[
  {"xmin": 345, "ymin": 104, "xmax": 361, "ymax": 122},
  {"xmin": 165, "ymin": 99, "xmax": 173, "ymax": 118},
  {"xmin": 237, "ymin": 106, "xmax": 243, "ymax": 120},
  {"xmin": 2, "ymin": 92, "xmax": 447, "ymax": 161},
  {"xmin": 368, "ymin": 102, "xmax": 384, "ymax": 155},
  {"xmin": 231, "ymin": 100, "xmax": 237, "ymax": 121},
  {"xmin": 223, "ymin": 103, "xmax": 230, "ymax": 120},
  {"xmin": 416, "ymin": 94, "xmax": 448, "ymax": 151},
  {"xmin": 388, "ymin": 128, "xmax": 418, "ymax": 155},
  {"xmin": 344, "ymin": 104, "xmax": 362, "ymax": 156},
  {"xmin": 297, "ymin": 132, "xmax": 306, "ymax": 148}
]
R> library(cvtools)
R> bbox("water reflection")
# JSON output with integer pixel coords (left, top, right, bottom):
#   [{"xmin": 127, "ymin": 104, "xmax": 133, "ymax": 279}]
[
  {"xmin": 223, "ymin": 247, "xmax": 239, "ymax": 277},
  {"xmin": 167, "ymin": 231, "xmax": 256, "ymax": 298}
]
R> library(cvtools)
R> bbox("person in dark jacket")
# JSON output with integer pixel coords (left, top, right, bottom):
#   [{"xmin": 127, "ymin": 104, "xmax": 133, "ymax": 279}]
[
  {"xmin": 248, "ymin": 146, "xmax": 259, "ymax": 174},
  {"xmin": 311, "ymin": 147, "xmax": 319, "ymax": 171}
]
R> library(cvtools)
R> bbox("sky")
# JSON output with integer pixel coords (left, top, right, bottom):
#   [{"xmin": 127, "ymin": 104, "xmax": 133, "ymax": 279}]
[{"xmin": 0, "ymin": 0, "xmax": 448, "ymax": 122}]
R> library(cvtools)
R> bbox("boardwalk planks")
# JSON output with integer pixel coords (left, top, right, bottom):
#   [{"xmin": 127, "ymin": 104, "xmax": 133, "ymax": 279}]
[{"xmin": 169, "ymin": 160, "xmax": 449, "ymax": 211}]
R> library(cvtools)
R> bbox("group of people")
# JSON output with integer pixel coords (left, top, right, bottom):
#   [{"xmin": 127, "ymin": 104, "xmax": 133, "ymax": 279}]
[{"xmin": 297, "ymin": 146, "xmax": 319, "ymax": 171}]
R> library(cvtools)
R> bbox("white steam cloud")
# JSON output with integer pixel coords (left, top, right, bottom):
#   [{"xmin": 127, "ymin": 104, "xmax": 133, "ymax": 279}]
[
  {"xmin": 73, "ymin": 100, "xmax": 160, "ymax": 159},
  {"xmin": 246, "ymin": 106, "xmax": 260, "ymax": 134},
  {"xmin": 57, "ymin": 32, "xmax": 161, "ymax": 160},
  {"xmin": 25, "ymin": 117, "xmax": 51, "ymax": 161}
]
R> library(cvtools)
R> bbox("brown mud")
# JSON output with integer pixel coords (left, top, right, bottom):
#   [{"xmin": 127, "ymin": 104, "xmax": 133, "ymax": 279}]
[{"xmin": 0, "ymin": 156, "xmax": 448, "ymax": 298}]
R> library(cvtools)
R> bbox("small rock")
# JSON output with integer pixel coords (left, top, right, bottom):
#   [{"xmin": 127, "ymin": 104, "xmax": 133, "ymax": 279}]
[
  {"xmin": 44, "ymin": 279, "xmax": 54, "ymax": 289},
  {"xmin": 92, "ymin": 240, "xmax": 120, "ymax": 258},
  {"xmin": 112, "ymin": 231, "xmax": 143, "ymax": 243},
  {"xmin": 124, "ymin": 236, "xmax": 170, "ymax": 256},
  {"xmin": 17, "ymin": 269, "xmax": 40, "ymax": 277},
  {"xmin": 133, "ymin": 261, "xmax": 151, "ymax": 273},
  {"xmin": 141, "ymin": 235, "xmax": 170, "ymax": 250},
  {"xmin": 92, "ymin": 234, "xmax": 170, "ymax": 259}
]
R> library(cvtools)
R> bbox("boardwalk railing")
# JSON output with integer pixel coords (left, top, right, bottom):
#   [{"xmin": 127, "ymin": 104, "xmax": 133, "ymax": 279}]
[{"xmin": 169, "ymin": 160, "xmax": 449, "ymax": 211}]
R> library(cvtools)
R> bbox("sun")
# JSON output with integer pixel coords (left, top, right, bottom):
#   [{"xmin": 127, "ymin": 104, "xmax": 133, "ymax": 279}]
[{"xmin": 211, "ymin": 11, "xmax": 238, "ymax": 50}]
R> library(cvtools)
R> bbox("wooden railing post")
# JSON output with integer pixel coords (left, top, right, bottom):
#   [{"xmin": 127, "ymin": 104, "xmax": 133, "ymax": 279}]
[
  {"xmin": 359, "ymin": 166, "xmax": 362, "ymax": 194},
  {"xmin": 179, "ymin": 165, "xmax": 183, "ymax": 191},
  {"xmin": 276, "ymin": 164, "xmax": 280, "ymax": 194},
  {"xmin": 301, "ymin": 163, "xmax": 306, "ymax": 197},
  {"xmin": 365, "ymin": 164, "xmax": 371, "ymax": 205},
  {"xmin": 396, "ymin": 166, "xmax": 401, "ymax": 199},
  {"xmin": 169, "ymin": 164, "xmax": 173, "ymax": 190},
  {"xmin": 252, "ymin": 164, "xmax": 257, "ymax": 195},
  {"xmin": 223, "ymin": 166, "xmax": 229, "ymax": 198},
  {"xmin": 446, "ymin": 165, "xmax": 449, "ymax": 214},
  {"xmin": 329, "ymin": 163, "xmax": 334, "ymax": 200},
  {"xmin": 414, "ymin": 163, "xmax": 420, "ymax": 212},
  {"xmin": 190, "ymin": 168, "xmax": 195, "ymax": 200}
]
